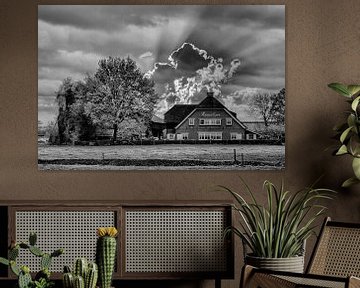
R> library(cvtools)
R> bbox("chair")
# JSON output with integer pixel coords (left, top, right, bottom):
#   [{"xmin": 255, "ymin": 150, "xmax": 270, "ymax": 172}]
[{"xmin": 241, "ymin": 217, "xmax": 360, "ymax": 288}]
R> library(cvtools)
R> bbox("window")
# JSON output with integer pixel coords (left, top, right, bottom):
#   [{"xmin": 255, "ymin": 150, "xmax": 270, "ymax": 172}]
[
  {"xmin": 199, "ymin": 118, "xmax": 221, "ymax": 125},
  {"xmin": 198, "ymin": 132, "xmax": 222, "ymax": 140},
  {"xmin": 226, "ymin": 118, "xmax": 233, "ymax": 125},
  {"xmin": 189, "ymin": 118, "xmax": 195, "ymax": 125},
  {"xmin": 231, "ymin": 133, "xmax": 243, "ymax": 140},
  {"xmin": 247, "ymin": 134, "xmax": 256, "ymax": 140},
  {"xmin": 167, "ymin": 134, "xmax": 175, "ymax": 140},
  {"xmin": 177, "ymin": 133, "xmax": 188, "ymax": 140}
]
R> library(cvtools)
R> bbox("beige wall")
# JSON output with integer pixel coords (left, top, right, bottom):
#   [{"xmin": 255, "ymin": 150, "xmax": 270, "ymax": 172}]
[{"xmin": 1, "ymin": 0, "xmax": 360, "ymax": 287}]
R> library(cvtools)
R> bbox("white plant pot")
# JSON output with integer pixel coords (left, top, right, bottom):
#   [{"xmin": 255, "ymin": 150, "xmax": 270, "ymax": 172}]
[{"xmin": 245, "ymin": 254, "xmax": 305, "ymax": 273}]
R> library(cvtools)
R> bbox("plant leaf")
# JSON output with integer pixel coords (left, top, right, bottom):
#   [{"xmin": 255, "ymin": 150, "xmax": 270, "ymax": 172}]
[
  {"xmin": 340, "ymin": 126, "xmax": 353, "ymax": 143},
  {"xmin": 347, "ymin": 85, "xmax": 360, "ymax": 97},
  {"xmin": 328, "ymin": 83, "xmax": 351, "ymax": 97},
  {"xmin": 342, "ymin": 177, "xmax": 360, "ymax": 188},
  {"xmin": 351, "ymin": 96, "xmax": 360, "ymax": 111},
  {"xmin": 347, "ymin": 114, "xmax": 356, "ymax": 128},
  {"xmin": 336, "ymin": 145, "xmax": 348, "ymax": 155},
  {"xmin": 352, "ymin": 157, "xmax": 360, "ymax": 179}
]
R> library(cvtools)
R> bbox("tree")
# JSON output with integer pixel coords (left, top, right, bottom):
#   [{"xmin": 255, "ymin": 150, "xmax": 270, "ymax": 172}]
[
  {"xmin": 54, "ymin": 78, "xmax": 96, "ymax": 144},
  {"xmin": 251, "ymin": 92, "xmax": 273, "ymax": 127},
  {"xmin": 55, "ymin": 78, "xmax": 77, "ymax": 144},
  {"xmin": 84, "ymin": 57, "xmax": 158, "ymax": 143},
  {"xmin": 250, "ymin": 88, "xmax": 285, "ymax": 127},
  {"xmin": 270, "ymin": 88, "xmax": 285, "ymax": 125}
]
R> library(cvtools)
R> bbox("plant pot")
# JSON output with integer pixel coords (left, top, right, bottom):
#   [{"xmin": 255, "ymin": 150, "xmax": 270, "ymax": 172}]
[{"xmin": 245, "ymin": 254, "xmax": 304, "ymax": 273}]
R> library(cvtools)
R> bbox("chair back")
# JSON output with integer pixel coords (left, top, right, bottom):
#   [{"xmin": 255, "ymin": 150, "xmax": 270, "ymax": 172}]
[{"xmin": 307, "ymin": 217, "xmax": 360, "ymax": 277}]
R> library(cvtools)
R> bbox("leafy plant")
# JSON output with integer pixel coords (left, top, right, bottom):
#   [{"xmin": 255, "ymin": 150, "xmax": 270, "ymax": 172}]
[
  {"xmin": 328, "ymin": 83, "xmax": 360, "ymax": 187},
  {"xmin": 0, "ymin": 232, "xmax": 63, "ymax": 288},
  {"xmin": 221, "ymin": 179, "xmax": 334, "ymax": 258}
]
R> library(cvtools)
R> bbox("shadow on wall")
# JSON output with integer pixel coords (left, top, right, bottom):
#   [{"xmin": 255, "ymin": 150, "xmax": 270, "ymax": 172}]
[{"xmin": 300, "ymin": 112, "xmax": 360, "ymax": 222}]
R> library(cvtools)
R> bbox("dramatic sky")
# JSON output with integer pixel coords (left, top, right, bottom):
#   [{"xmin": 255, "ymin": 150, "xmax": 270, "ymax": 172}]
[{"xmin": 38, "ymin": 5, "xmax": 285, "ymax": 126}]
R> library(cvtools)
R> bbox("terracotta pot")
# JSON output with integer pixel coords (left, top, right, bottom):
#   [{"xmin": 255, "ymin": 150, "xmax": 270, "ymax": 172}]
[{"xmin": 245, "ymin": 254, "xmax": 305, "ymax": 273}]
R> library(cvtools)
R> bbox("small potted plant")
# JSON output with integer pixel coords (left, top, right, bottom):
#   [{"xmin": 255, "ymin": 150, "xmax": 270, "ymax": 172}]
[
  {"xmin": 96, "ymin": 227, "xmax": 118, "ymax": 288},
  {"xmin": 62, "ymin": 257, "xmax": 98, "ymax": 288},
  {"xmin": 221, "ymin": 179, "xmax": 334, "ymax": 273},
  {"xmin": 0, "ymin": 232, "xmax": 63, "ymax": 288},
  {"xmin": 328, "ymin": 83, "xmax": 360, "ymax": 187}
]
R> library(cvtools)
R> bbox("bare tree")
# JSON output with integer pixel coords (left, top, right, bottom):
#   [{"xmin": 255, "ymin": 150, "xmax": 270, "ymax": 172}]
[
  {"xmin": 251, "ymin": 92, "xmax": 274, "ymax": 127},
  {"xmin": 250, "ymin": 88, "xmax": 285, "ymax": 127}
]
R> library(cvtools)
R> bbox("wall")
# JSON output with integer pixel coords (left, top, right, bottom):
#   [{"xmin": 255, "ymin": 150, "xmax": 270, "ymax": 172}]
[{"xmin": 1, "ymin": 0, "xmax": 360, "ymax": 287}]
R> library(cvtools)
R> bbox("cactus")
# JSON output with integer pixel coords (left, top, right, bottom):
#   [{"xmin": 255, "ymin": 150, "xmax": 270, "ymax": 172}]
[
  {"xmin": 35, "ymin": 268, "xmax": 51, "ymax": 282},
  {"xmin": 9, "ymin": 246, "xmax": 19, "ymax": 260},
  {"xmin": 96, "ymin": 227, "xmax": 118, "ymax": 288},
  {"xmin": 74, "ymin": 258, "xmax": 88, "ymax": 279},
  {"xmin": 63, "ymin": 272, "xmax": 74, "ymax": 288},
  {"xmin": 85, "ymin": 262, "xmax": 98, "ymax": 288},
  {"xmin": 64, "ymin": 265, "xmax": 72, "ymax": 273},
  {"xmin": 63, "ymin": 259, "xmax": 98, "ymax": 288},
  {"xmin": 29, "ymin": 245, "xmax": 44, "ymax": 257},
  {"xmin": 74, "ymin": 275, "xmax": 85, "ymax": 288},
  {"xmin": 18, "ymin": 270, "xmax": 32, "ymax": 288},
  {"xmin": 41, "ymin": 253, "xmax": 52, "ymax": 270},
  {"xmin": 29, "ymin": 232, "xmax": 37, "ymax": 246},
  {"xmin": 51, "ymin": 248, "xmax": 64, "ymax": 258},
  {"xmin": 0, "ymin": 233, "xmax": 63, "ymax": 288},
  {"xmin": 10, "ymin": 260, "xmax": 20, "ymax": 276}
]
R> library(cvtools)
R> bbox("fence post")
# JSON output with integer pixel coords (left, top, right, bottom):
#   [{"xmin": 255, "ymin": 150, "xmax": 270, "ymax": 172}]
[{"xmin": 233, "ymin": 149, "xmax": 237, "ymax": 163}]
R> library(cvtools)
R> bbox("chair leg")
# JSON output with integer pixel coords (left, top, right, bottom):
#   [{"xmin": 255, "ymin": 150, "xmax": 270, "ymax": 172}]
[
  {"xmin": 240, "ymin": 265, "xmax": 255, "ymax": 288},
  {"xmin": 349, "ymin": 276, "xmax": 360, "ymax": 288}
]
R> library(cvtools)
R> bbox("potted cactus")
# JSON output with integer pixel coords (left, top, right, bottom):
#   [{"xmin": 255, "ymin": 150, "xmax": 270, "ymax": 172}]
[
  {"xmin": 62, "ymin": 258, "xmax": 98, "ymax": 288},
  {"xmin": 0, "ymin": 232, "xmax": 63, "ymax": 288},
  {"xmin": 96, "ymin": 227, "xmax": 118, "ymax": 288}
]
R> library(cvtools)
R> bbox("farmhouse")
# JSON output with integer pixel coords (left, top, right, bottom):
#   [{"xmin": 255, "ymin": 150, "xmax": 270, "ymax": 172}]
[{"xmin": 164, "ymin": 92, "xmax": 258, "ymax": 141}]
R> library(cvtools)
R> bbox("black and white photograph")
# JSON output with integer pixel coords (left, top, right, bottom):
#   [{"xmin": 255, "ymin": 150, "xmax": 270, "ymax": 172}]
[{"xmin": 38, "ymin": 5, "xmax": 285, "ymax": 170}]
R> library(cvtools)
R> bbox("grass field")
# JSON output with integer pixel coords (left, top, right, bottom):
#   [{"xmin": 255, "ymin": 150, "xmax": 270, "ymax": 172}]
[{"xmin": 38, "ymin": 144, "xmax": 285, "ymax": 170}]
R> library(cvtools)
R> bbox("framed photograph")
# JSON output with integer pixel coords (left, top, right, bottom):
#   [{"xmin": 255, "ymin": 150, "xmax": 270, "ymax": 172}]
[{"xmin": 38, "ymin": 5, "xmax": 285, "ymax": 170}]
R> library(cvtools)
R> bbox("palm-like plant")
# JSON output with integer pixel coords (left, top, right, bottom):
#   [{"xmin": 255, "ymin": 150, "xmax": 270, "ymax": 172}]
[{"xmin": 221, "ymin": 179, "xmax": 334, "ymax": 258}]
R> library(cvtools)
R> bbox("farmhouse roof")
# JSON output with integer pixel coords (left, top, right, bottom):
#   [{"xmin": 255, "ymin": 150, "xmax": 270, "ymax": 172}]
[
  {"xmin": 164, "ymin": 104, "xmax": 197, "ymax": 124},
  {"xmin": 197, "ymin": 92, "xmax": 226, "ymax": 109},
  {"xmin": 151, "ymin": 115, "xmax": 165, "ymax": 124}
]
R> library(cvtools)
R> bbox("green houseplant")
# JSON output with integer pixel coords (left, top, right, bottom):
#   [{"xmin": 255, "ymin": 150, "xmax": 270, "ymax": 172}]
[
  {"xmin": 221, "ymin": 179, "xmax": 334, "ymax": 272},
  {"xmin": 328, "ymin": 83, "xmax": 360, "ymax": 187}
]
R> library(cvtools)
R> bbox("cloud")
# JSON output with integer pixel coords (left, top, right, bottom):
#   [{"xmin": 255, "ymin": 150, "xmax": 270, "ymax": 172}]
[
  {"xmin": 38, "ymin": 5, "xmax": 285, "ymax": 124},
  {"xmin": 139, "ymin": 51, "xmax": 154, "ymax": 59},
  {"xmin": 38, "ymin": 79, "xmax": 62, "ymax": 96},
  {"xmin": 38, "ymin": 5, "xmax": 170, "ymax": 31},
  {"xmin": 148, "ymin": 42, "xmax": 242, "ymax": 112}
]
